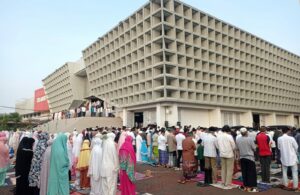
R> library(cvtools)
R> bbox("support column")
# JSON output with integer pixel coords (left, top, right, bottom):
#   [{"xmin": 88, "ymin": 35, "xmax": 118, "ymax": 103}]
[
  {"xmin": 287, "ymin": 114, "xmax": 295, "ymax": 126},
  {"xmin": 122, "ymin": 108, "xmax": 127, "ymax": 126},
  {"xmin": 240, "ymin": 111, "xmax": 253, "ymax": 127},
  {"xmin": 264, "ymin": 113, "xmax": 276, "ymax": 126},
  {"xmin": 165, "ymin": 104, "xmax": 178, "ymax": 127},
  {"xmin": 156, "ymin": 104, "xmax": 165, "ymax": 127},
  {"xmin": 209, "ymin": 108, "xmax": 222, "ymax": 127}
]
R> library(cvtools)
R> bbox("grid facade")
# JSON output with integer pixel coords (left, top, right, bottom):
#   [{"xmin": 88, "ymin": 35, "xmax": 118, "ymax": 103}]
[
  {"xmin": 43, "ymin": 64, "xmax": 73, "ymax": 113},
  {"xmin": 83, "ymin": 0, "xmax": 300, "ymax": 113}
]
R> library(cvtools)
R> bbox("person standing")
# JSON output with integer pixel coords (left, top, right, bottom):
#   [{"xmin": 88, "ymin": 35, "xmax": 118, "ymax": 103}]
[
  {"xmin": 178, "ymin": 132, "xmax": 197, "ymax": 184},
  {"xmin": 197, "ymin": 139, "xmax": 205, "ymax": 172},
  {"xmin": 236, "ymin": 128, "xmax": 258, "ymax": 192},
  {"xmin": 100, "ymin": 133, "xmax": 119, "ymax": 195},
  {"xmin": 15, "ymin": 137, "xmax": 35, "ymax": 195},
  {"xmin": 167, "ymin": 128, "xmax": 177, "ymax": 168},
  {"xmin": 77, "ymin": 139, "xmax": 91, "ymax": 189},
  {"xmin": 255, "ymin": 126, "xmax": 272, "ymax": 183},
  {"xmin": 0, "ymin": 132, "xmax": 10, "ymax": 186},
  {"xmin": 202, "ymin": 127, "xmax": 219, "ymax": 184},
  {"xmin": 81, "ymin": 105, "xmax": 86, "ymax": 117},
  {"xmin": 152, "ymin": 130, "xmax": 159, "ymax": 163},
  {"xmin": 175, "ymin": 129, "xmax": 186, "ymax": 170},
  {"xmin": 278, "ymin": 128, "xmax": 299, "ymax": 191},
  {"xmin": 294, "ymin": 128, "xmax": 300, "ymax": 162},
  {"xmin": 136, "ymin": 130, "xmax": 143, "ymax": 162},
  {"xmin": 119, "ymin": 136, "xmax": 136, "ymax": 195},
  {"xmin": 88, "ymin": 136, "xmax": 103, "ymax": 195},
  {"xmin": 158, "ymin": 129, "xmax": 168, "ymax": 167},
  {"xmin": 127, "ymin": 128, "xmax": 136, "ymax": 152},
  {"xmin": 28, "ymin": 132, "xmax": 49, "ymax": 195},
  {"xmin": 47, "ymin": 133, "xmax": 69, "ymax": 195},
  {"xmin": 39, "ymin": 139, "xmax": 54, "ymax": 195},
  {"xmin": 217, "ymin": 125, "xmax": 236, "ymax": 189}
]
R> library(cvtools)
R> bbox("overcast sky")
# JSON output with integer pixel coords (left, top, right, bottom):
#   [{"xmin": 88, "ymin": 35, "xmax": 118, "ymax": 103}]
[{"xmin": 0, "ymin": 0, "xmax": 300, "ymax": 113}]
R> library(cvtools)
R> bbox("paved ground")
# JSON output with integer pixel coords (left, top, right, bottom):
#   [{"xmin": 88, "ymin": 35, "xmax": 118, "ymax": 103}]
[
  {"xmin": 0, "ymin": 164, "xmax": 296, "ymax": 195},
  {"xmin": 135, "ymin": 164, "xmax": 295, "ymax": 195}
]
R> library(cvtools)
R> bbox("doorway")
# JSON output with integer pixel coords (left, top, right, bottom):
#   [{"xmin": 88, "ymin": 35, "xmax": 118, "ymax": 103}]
[
  {"xmin": 134, "ymin": 112, "xmax": 144, "ymax": 128},
  {"xmin": 252, "ymin": 114, "xmax": 260, "ymax": 130}
]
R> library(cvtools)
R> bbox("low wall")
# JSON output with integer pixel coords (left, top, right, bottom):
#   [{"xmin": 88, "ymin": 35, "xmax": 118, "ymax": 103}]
[{"xmin": 35, "ymin": 117, "xmax": 123, "ymax": 133}]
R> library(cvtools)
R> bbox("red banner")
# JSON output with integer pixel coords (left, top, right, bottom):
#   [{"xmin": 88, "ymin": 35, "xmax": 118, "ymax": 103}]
[{"xmin": 34, "ymin": 88, "xmax": 49, "ymax": 112}]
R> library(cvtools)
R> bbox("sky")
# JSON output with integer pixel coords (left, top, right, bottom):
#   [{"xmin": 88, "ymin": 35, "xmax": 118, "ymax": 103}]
[{"xmin": 0, "ymin": 0, "xmax": 300, "ymax": 113}]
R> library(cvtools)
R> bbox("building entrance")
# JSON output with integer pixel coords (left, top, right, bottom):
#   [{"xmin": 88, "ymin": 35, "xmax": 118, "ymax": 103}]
[
  {"xmin": 253, "ymin": 114, "xmax": 260, "ymax": 130},
  {"xmin": 134, "ymin": 112, "xmax": 143, "ymax": 127}
]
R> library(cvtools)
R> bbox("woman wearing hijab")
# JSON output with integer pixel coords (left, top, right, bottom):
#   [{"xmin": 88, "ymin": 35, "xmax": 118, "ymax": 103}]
[
  {"xmin": 28, "ymin": 132, "xmax": 49, "ymax": 195},
  {"xmin": 141, "ymin": 139, "xmax": 149, "ymax": 163},
  {"xmin": 100, "ymin": 132, "xmax": 119, "ymax": 195},
  {"xmin": 119, "ymin": 136, "xmax": 136, "ymax": 195},
  {"xmin": 88, "ymin": 135, "xmax": 103, "ymax": 195},
  {"xmin": 73, "ymin": 133, "xmax": 83, "ymax": 187},
  {"xmin": 77, "ymin": 139, "xmax": 91, "ymax": 189},
  {"xmin": 15, "ymin": 137, "xmax": 35, "ymax": 195},
  {"xmin": 0, "ymin": 132, "xmax": 10, "ymax": 186},
  {"xmin": 39, "ymin": 139, "xmax": 54, "ymax": 195},
  {"xmin": 178, "ymin": 132, "xmax": 197, "ymax": 184},
  {"xmin": 47, "ymin": 133, "xmax": 69, "ymax": 195}
]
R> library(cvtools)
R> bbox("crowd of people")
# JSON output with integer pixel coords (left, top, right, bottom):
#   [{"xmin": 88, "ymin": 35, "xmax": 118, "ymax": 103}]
[
  {"xmin": 0, "ymin": 124, "xmax": 299, "ymax": 194},
  {"xmin": 52, "ymin": 100, "xmax": 115, "ymax": 120}
]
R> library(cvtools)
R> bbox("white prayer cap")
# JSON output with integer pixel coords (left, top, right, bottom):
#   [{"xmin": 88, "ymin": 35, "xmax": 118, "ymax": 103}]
[
  {"xmin": 240, "ymin": 128, "xmax": 247, "ymax": 133},
  {"xmin": 179, "ymin": 129, "xmax": 184, "ymax": 133}
]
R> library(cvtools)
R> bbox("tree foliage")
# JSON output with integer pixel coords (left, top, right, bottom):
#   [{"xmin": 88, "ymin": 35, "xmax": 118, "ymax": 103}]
[{"xmin": 0, "ymin": 112, "xmax": 22, "ymax": 131}]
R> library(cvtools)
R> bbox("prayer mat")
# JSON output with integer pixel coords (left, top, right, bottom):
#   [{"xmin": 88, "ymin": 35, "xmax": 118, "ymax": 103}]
[
  {"xmin": 135, "ymin": 172, "xmax": 153, "ymax": 181},
  {"xmin": 210, "ymin": 182, "xmax": 239, "ymax": 190},
  {"xmin": 257, "ymin": 182, "xmax": 272, "ymax": 192},
  {"xmin": 270, "ymin": 168, "xmax": 282, "ymax": 175},
  {"xmin": 191, "ymin": 173, "xmax": 205, "ymax": 182}
]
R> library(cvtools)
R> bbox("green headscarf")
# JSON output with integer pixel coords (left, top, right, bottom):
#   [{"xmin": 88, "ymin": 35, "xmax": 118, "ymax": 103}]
[{"xmin": 47, "ymin": 133, "xmax": 69, "ymax": 195}]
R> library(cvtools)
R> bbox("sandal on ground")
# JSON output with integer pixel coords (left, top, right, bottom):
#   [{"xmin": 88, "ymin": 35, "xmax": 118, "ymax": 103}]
[{"xmin": 247, "ymin": 188, "xmax": 259, "ymax": 193}]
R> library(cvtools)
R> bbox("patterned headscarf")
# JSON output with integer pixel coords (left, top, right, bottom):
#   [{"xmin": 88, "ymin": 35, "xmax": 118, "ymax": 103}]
[{"xmin": 28, "ymin": 132, "xmax": 49, "ymax": 187}]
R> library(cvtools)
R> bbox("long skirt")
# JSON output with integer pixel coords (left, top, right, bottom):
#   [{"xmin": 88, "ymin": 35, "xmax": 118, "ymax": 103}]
[
  {"xmin": 90, "ymin": 177, "xmax": 102, "ymax": 195},
  {"xmin": 0, "ymin": 167, "xmax": 7, "ymax": 186},
  {"xmin": 153, "ymin": 146, "xmax": 159, "ymax": 158},
  {"xmin": 120, "ymin": 170, "xmax": 136, "ymax": 195},
  {"xmin": 80, "ymin": 168, "xmax": 90, "ymax": 188},
  {"xmin": 101, "ymin": 173, "xmax": 118, "ymax": 195},
  {"xmin": 182, "ymin": 159, "xmax": 198, "ymax": 180},
  {"xmin": 159, "ymin": 149, "xmax": 168, "ymax": 165}
]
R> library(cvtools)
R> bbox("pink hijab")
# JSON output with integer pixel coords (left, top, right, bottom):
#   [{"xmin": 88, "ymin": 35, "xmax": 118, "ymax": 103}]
[
  {"xmin": 117, "ymin": 131, "xmax": 127, "ymax": 152},
  {"xmin": 0, "ymin": 132, "xmax": 9, "ymax": 169},
  {"xmin": 120, "ymin": 136, "xmax": 136, "ymax": 164}
]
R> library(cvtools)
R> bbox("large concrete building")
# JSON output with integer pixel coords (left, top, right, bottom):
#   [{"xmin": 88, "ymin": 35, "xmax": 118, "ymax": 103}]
[
  {"xmin": 83, "ymin": 0, "xmax": 300, "ymax": 128},
  {"xmin": 42, "ymin": 58, "xmax": 89, "ymax": 113}
]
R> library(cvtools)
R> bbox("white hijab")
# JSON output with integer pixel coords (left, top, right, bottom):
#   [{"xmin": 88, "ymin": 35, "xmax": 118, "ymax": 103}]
[
  {"xmin": 88, "ymin": 137, "xmax": 103, "ymax": 181},
  {"xmin": 100, "ymin": 135, "xmax": 119, "ymax": 177},
  {"xmin": 73, "ymin": 133, "xmax": 83, "ymax": 158}
]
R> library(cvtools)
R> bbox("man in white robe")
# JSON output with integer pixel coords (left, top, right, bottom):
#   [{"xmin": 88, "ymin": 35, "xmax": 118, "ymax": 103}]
[
  {"xmin": 100, "ymin": 133, "xmax": 119, "ymax": 195},
  {"xmin": 88, "ymin": 136, "xmax": 103, "ymax": 195},
  {"xmin": 136, "ymin": 130, "xmax": 143, "ymax": 162}
]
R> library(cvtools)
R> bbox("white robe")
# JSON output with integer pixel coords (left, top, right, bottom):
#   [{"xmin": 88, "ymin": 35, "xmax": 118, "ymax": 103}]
[
  {"xmin": 72, "ymin": 133, "xmax": 83, "ymax": 186},
  {"xmin": 73, "ymin": 134, "xmax": 83, "ymax": 158},
  {"xmin": 88, "ymin": 137, "xmax": 103, "ymax": 195},
  {"xmin": 100, "ymin": 136, "xmax": 119, "ymax": 195},
  {"xmin": 136, "ymin": 134, "xmax": 142, "ymax": 162}
]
